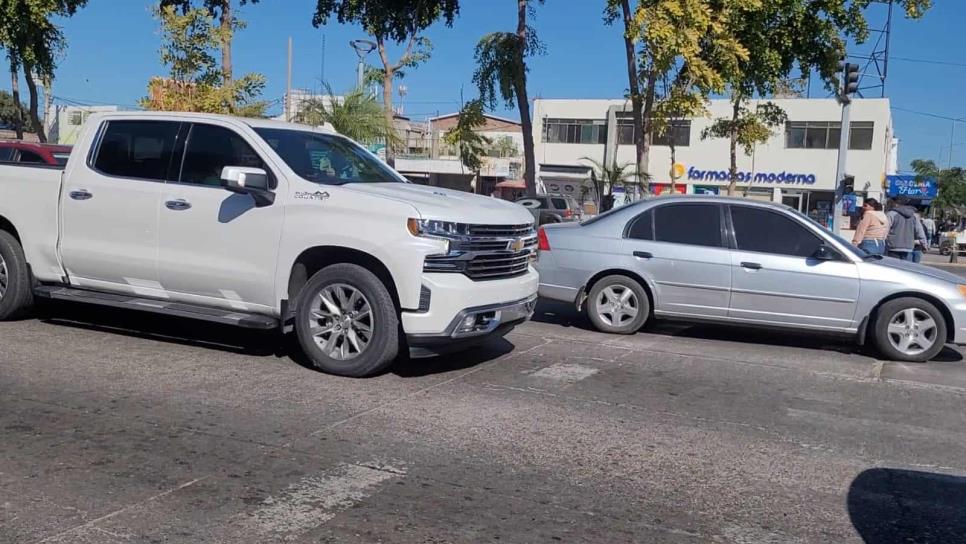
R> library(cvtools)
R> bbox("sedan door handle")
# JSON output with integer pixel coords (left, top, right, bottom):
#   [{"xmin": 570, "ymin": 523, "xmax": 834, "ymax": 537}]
[
  {"xmin": 69, "ymin": 189, "xmax": 92, "ymax": 201},
  {"xmin": 165, "ymin": 199, "xmax": 192, "ymax": 211},
  {"xmin": 740, "ymin": 261, "xmax": 762, "ymax": 270},
  {"xmin": 633, "ymin": 251, "xmax": 653, "ymax": 259}
]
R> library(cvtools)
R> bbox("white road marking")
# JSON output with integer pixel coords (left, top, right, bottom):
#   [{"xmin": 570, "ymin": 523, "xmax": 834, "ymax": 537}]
[
  {"xmin": 246, "ymin": 462, "xmax": 405, "ymax": 538},
  {"xmin": 530, "ymin": 363, "xmax": 599, "ymax": 383}
]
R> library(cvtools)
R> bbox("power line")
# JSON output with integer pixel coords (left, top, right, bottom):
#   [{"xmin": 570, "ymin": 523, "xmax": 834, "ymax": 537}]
[
  {"xmin": 891, "ymin": 106, "xmax": 966, "ymax": 122},
  {"xmin": 891, "ymin": 55, "xmax": 966, "ymax": 68}
]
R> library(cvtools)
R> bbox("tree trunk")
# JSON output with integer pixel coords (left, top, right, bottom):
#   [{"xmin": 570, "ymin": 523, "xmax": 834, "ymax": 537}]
[
  {"xmin": 376, "ymin": 37, "xmax": 396, "ymax": 165},
  {"xmin": 727, "ymin": 97, "xmax": 741, "ymax": 196},
  {"xmin": 22, "ymin": 60, "xmax": 46, "ymax": 143},
  {"xmin": 640, "ymin": 71, "xmax": 656, "ymax": 186},
  {"xmin": 517, "ymin": 0, "xmax": 537, "ymax": 196},
  {"xmin": 9, "ymin": 60, "xmax": 23, "ymax": 140},
  {"xmin": 619, "ymin": 0, "xmax": 647, "ymax": 187},
  {"xmin": 220, "ymin": 0, "xmax": 233, "ymax": 83}
]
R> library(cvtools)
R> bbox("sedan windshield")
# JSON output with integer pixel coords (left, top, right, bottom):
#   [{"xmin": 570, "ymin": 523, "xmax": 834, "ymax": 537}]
[{"xmin": 254, "ymin": 128, "xmax": 404, "ymax": 185}]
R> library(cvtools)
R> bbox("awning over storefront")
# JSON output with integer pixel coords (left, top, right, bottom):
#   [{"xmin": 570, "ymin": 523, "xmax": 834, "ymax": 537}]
[{"xmin": 496, "ymin": 179, "xmax": 526, "ymax": 189}]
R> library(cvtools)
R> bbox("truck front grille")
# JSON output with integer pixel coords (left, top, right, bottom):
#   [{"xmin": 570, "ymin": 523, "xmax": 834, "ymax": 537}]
[{"xmin": 423, "ymin": 223, "xmax": 536, "ymax": 281}]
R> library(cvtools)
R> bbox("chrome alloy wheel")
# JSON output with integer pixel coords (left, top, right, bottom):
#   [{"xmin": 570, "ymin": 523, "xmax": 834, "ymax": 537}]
[
  {"xmin": 887, "ymin": 308, "xmax": 938, "ymax": 357},
  {"xmin": 594, "ymin": 284, "xmax": 639, "ymax": 327},
  {"xmin": 308, "ymin": 283, "xmax": 374, "ymax": 360}
]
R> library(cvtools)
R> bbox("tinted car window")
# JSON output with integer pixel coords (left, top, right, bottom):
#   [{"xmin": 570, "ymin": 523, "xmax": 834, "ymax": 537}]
[
  {"xmin": 94, "ymin": 120, "xmax": 181, "ymax": 181},
  {"xmin": 0, "ymin": 148, "xmax": 14, "ymax": 161},
  {"xmin": 551, "ymin": 197, "xmax": 568, "ymax": 210},
  {"xmin": 18, "ymin": 150, "xmax": 45, "ymax": 164},
  {"xmin": 731, "ymin": 206, "xmax": 823, "ymax": 257},
  {"xmin": 180, "ymin": 124, "xmax": 265, "ymax": 186},
  {"xmin": 254, "ymin": 128, "xmax": 402, "ymax": 185},
  {"xmin": 627, "ymin": 209, "xmax": 653, "ymax": 240},
  {"xmin": 653, "ymin": 203, "xmax": 721, "ymax": 247}
]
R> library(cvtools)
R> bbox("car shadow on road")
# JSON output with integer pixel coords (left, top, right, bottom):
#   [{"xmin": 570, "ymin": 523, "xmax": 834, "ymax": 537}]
[
  {"xmin": 848, "ymin": 467, "xmax": 966, "ymax": 543},
  {"xmin": 532, "ymin": 299, "xmax": 964, "ymax": 363},
  {"xmin": 35, "ymin": 300, "xmax": 515, "ymax": 377}
]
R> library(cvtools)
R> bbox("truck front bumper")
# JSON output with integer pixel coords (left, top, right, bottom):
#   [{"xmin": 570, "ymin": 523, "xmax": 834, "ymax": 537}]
[{"xmin": 403, "ymin": 269, "xmax": 539, "ymax": 357}]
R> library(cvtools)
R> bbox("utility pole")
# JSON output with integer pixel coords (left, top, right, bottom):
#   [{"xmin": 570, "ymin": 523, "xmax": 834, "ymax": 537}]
[
  {"xmin": 350, "ymin": 39, "xmax": 376, "ymax": 91},
  {"xmin": 285, "ymin": 37, "xmax": 293, "ymax": 122},
  {"xmin": 832, "ymin": 61, "xmax": 860, "ymax": 236}
]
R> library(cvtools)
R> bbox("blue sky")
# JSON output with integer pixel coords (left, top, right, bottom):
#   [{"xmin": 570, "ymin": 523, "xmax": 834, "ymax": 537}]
[{"xmin": 43, "ymin": 0, "xmax": 966, "ymax": 170}]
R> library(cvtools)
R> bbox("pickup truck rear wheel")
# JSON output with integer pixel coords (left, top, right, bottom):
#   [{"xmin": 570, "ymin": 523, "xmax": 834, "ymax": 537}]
[
  {"xmin": 295, "ymin": 263, "xmax": 399, "ymax": 377},
  {"xmin": 0, "ymin": 230, "xmax": 33, "ymax": 320}
]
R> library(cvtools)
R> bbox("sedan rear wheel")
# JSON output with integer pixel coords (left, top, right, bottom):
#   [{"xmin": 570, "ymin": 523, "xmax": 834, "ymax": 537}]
[
  {"xmin": 873, "ymin": 297, "xmax": 946, "ymax": 362},
  {"xmin": 586, "ymin": 275, "xmax": 649, "ymax": 334}
]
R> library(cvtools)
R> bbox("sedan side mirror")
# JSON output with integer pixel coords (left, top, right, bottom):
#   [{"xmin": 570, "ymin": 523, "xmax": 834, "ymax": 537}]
[
  {"xmin": 812, "ymin": 244, "xmax": 839, "ymax": 261},
  {"xmin": 220, "ymin": 166, "xmax": 275, "ymax": 207}
]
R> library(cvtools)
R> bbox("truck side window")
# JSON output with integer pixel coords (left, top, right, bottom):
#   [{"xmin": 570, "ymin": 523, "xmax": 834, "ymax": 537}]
[
  {"xmin": 94, "ymin": 121, "xmax": 181, "ymax": 181},
  {"xmin": 180, "ymin": 124, "xmax": 265, "ymax": 187},
  {"xmin": 17, "ymin": 151, "xmax": 45, "ymax": 164}
]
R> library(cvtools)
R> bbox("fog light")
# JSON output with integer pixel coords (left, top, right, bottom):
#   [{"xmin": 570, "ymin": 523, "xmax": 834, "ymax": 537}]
[{"xmin": 459, "ymin": 315, "xmax": 477, "ymax": 331}]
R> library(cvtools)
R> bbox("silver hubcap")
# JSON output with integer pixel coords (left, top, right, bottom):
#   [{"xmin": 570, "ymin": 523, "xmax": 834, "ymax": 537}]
[
  {"xmin": 0, "ymin": 253, "xmax": 7, "ymax": 301},
  {"xmin": 887, "ymin": 308, "xmax": 937, "ymax": 356},
  {"xmin": 595, "ymin": 284, "xmax": 639, "ymax": 327},
  {"xmin": 308, "ymin": 283, "xmax": 373, "ymax": 361}
]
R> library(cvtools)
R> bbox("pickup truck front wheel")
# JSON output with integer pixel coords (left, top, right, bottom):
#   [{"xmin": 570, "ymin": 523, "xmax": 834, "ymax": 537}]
[
  {"xmin": 295, "ymin": 263, "xmax": 399, "ymax": 377},
  {"xmin": 0, "ymin": 230, "xmax": 34, "ymax": 320}
]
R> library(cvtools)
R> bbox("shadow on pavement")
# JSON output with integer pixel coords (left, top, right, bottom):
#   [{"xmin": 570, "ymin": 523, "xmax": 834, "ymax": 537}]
[
  {"xmin": 35, "ymin": 300, "xmax": 514, "ymax": 377},
  {"xmin": 532, "ymin": 299, "xmax": 964, "ymax": 363},
  {"xmin": 848, "ymin": 467, "xmax": 966, "ymax": 543}
]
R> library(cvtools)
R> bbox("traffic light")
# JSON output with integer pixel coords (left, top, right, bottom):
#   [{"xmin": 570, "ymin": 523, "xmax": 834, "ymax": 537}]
[
  {"xmin": 842, "ymin": 175, "xmax": 855, "ymax": 194},
  {"xmin": 841, "ymin": 62, "xmax": 860, "ymax": 96}
]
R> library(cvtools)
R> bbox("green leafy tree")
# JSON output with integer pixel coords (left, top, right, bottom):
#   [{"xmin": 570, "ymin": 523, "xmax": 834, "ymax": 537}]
[
  {"xmin": 473, "ymin": 0, "xmax": 544, "ymax": 196},
  {"xmin": 313, "ymin": 1, "xmax": 460, "ymax": 163},
  {"xmin": 443, "ymin": 98, "xmax": 490, "ymax": 176},
  {"xmin": 911, "ymin": 159, "xmax": 966, "ymax": 214},
  {"xmin": 701, "ymin": 101, "xmax": 788, "ymax": 194},
  {"xmin": 489, "ymin": 135, "xmax": 519, "ymax": 158},
  {"xmin": 580, "ymin": 156, "xmax": 648, "ymax": 211},
  {"xmin": 702, "ymin": 0, "xmax": 932, "ymax": 195},
  {"xmin": 141, "ymin": 5, "xmax": 267, "ymax": 117},
  {"xmin": 0, "ymin": 89, "xmax": 27, "ymax": 128},
  {"xmin": 160, "ymin": 0, "xmax": 260, "ymax": 84},
  {"xmin": 295, "ymin": 84, "xmax": 401, "ymax": 148},
  {"xmin": 0, "ymin": 0, "xmax": 88, "ymax": 142}
]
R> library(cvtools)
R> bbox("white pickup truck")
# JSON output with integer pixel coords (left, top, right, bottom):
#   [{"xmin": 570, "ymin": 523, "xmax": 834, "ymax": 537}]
[{"xmin": 0, "ymin": 112, "xmax": 538, "ymax": 376}]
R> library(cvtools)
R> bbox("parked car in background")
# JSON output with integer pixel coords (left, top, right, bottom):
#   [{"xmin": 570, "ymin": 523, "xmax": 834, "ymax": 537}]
[
  {"xmin": 0, "ymin": 111, "xmax": 538, "ymax": 377},
  {"xmin": 0, "ymin": 141, "xmax": 72, "ymax": 166},
  {"xmin": 516, "ymin": 194, "xmax": 583, "ymax": 225},
  {"xmin": 536, "ymin": 195, "xmax": 966, "ymax": 362}
]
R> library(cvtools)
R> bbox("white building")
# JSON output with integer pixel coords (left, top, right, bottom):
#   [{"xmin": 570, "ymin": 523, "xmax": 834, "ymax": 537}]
[
  {"xmin": 533, "ymin": 98, "xmax": 894, "ymax": 225},
  {"xmin": 56, "ymin": 105, "xmax": 120, "ymax": 145}
]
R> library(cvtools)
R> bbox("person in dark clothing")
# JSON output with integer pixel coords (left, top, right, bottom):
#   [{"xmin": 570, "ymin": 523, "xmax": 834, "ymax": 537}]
[{"xmin": 886, "ymin": 198, "xmax": 927, "ymax": 261}]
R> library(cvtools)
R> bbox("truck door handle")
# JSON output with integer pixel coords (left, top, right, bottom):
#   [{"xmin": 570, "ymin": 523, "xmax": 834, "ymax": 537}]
[
  {"xmin": 165, "ymin": 199, "xmax": 192, "ymax": 211},
  {"xmin": 740, "ymin": 262, "xmax": 762, "ymax": 270},
  {"xmin": 633, "ymin": 251, "xmax": 653, "ymax": 259},
  {"xmin": 69, "ymin": 190, "xmax": 92, "ymax": 201}
]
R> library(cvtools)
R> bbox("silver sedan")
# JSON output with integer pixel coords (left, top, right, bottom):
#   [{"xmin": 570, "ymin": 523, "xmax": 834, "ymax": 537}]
[{"xmin": 535, "ymin": 195, "xmax": 966, "ymax": 362}]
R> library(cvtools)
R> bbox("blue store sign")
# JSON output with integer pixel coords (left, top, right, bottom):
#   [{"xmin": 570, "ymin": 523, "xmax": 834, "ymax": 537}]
[{"xmin": 887, "ymin": 175, "xmax": 938, "ymax": 199}]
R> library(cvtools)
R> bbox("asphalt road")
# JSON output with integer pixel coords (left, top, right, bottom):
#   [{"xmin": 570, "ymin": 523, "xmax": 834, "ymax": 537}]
[{"xmin": 3, "ymin": 298, "xmax": 966, "ymax": 543}]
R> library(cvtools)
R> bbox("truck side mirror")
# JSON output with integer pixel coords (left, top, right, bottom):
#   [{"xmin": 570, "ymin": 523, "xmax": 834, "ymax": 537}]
[{"xmin": 220, "ymin": 166, "xmax": 274, "ymax": 207}]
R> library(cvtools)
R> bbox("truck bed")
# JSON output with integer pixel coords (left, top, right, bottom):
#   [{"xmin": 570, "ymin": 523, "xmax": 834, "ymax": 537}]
[{"xmin": 0, "ymin": 164, "xmax": 65, "ymax": 282}]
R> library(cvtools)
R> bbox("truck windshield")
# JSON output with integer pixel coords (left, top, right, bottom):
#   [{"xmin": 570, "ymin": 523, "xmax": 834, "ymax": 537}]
[{"xmin": 254, "ymin": 128, "xmax": 404, "ymax": 185}]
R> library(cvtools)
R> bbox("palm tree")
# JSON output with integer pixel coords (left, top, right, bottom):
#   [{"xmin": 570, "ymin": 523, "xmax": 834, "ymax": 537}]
[
  {"xmin": 580, "ymin": 156, "xmax": 649, "ymax": 211},
  {"xmin": 296, "ymin": 84, "xmax": 400, "ymax": 149}
]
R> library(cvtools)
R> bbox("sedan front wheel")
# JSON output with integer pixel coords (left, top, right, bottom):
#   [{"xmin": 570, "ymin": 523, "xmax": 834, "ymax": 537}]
[{"xmin": 872, "ymin": 297, "xmax": 947, "ymax": 362}]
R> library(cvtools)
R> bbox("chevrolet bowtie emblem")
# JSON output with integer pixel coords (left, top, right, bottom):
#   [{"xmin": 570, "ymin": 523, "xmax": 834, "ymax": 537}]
[{"xmin": 509, "ymin": 238, "xmax": 525, "ymax": 252}]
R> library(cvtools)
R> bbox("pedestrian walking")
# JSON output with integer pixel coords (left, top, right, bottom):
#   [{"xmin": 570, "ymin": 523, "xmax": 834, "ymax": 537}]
[
  {"xmin": 886, "ymin": 198, "xmax": 927, "ymax": 261},
  {"xmin": 851, "ymin": 198, "xmax": 888, "ymax": 255},
  {"xmin": 922, "ymin": 215, "xmax": 937, "ymax": 247}
]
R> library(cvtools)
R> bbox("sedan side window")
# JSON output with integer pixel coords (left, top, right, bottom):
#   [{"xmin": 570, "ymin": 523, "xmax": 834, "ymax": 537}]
[
  {"xmin": 653, "ymin": 204, "xmax": 722, "ymax": 247},
  {"xmin": 626, "ymin": 209, "xmax": 653, "ymax": 240},
  {"xmin": 731, "ymin": 206, "xmax": 823, "ymax": 257}
]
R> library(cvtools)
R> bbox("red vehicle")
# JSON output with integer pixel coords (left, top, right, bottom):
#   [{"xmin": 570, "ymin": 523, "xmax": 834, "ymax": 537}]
[{"xmin": 0, "ymin": 141, "xmax": 72, "ymax": 166}]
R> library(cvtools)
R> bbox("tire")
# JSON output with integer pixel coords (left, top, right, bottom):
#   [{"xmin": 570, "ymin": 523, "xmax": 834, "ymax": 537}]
[
  {"xmin": 872, "ymin": 297, "xmax": 947, "ymax": 362},
  {"xmin": 0, "ymin": 230, "xmax": 34, "ymax": 320},
  {"xmin": 294, "ymin": 263, "xmax": 399, "ymax": 377},
  {"xmin": 585, "ymin": 275, "xmax": 650, "ymax": 334}
]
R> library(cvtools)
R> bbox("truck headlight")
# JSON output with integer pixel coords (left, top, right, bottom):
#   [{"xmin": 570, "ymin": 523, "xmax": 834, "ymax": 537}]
[{"xmin": 408, "ymin": 218, "xmax": 461, "ymax": 254}]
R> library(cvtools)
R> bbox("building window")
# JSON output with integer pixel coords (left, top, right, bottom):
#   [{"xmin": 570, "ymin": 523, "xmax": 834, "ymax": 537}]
[
  {"xmin": 542, "ymin": 118, "xmax": 607, "ymax": 144},
  {"xmin": 616, "ymin": 115, "xmax": 690, "ymax": 147},
  {"xmin": 69, "ymin": 111, "xmax": 84, "ymax": 126},
  {"xmin": 785, "ymin": 121, "xmax": 874, "ymax": 150}
]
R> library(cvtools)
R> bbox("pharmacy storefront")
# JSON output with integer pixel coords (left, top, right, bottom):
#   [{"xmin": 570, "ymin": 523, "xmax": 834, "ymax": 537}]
[{"xmin": 532, "ymin": 97, "xmax": 894, "ymax": 227}]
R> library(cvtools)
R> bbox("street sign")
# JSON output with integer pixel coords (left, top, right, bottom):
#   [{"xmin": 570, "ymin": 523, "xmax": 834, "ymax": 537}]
[{"xmin": 886, "ymin": 175, "xmax": 938, "ymax": 199}]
